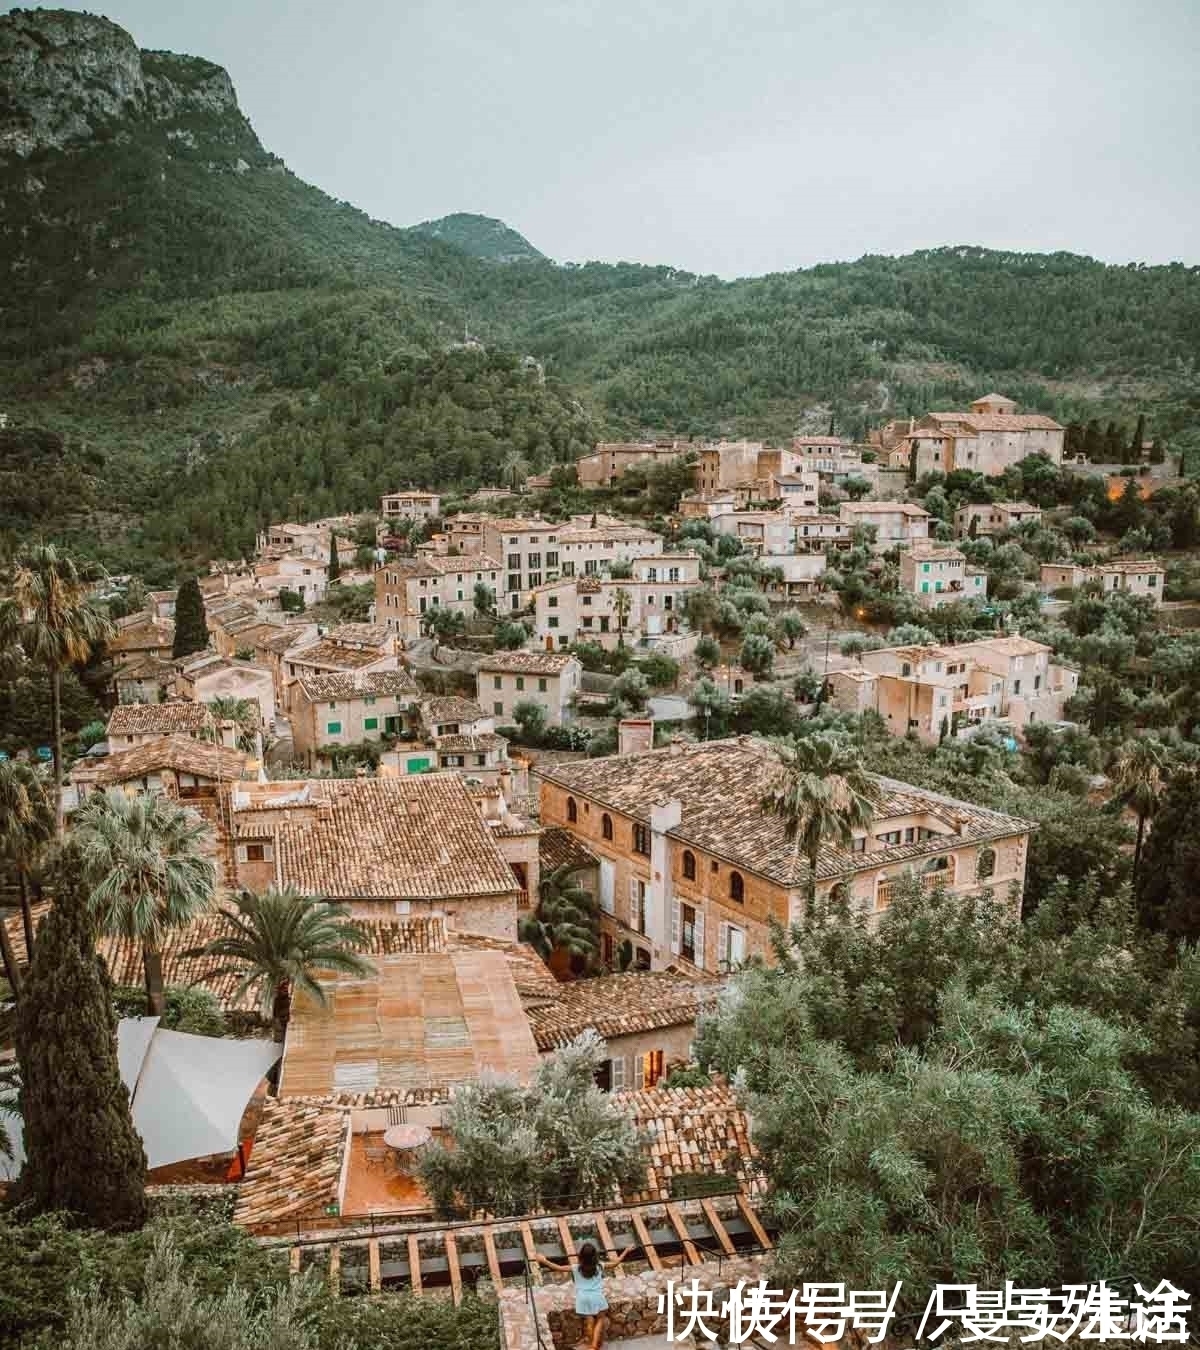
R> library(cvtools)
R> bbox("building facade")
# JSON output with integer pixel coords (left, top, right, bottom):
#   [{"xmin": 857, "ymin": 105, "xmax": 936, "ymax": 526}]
[
  {"xmin": 899, "ymin": 544, "xmax": 988, "ymax": 608},
  {"xmin": 375, "ymin": 554, "xmax": 502, "ymax": 641},
  {"xmin": 476, "ymin": 651, "xmax": 583, "ymax": 726}
]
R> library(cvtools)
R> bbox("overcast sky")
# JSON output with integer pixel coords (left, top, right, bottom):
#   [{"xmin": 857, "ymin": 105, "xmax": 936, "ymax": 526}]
[{"xmin": 42, "ymin": 0, "xmax": 1200, "ymax": 277}]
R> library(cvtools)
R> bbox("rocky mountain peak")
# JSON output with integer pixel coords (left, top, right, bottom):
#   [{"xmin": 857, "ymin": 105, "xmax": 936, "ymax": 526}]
[{"xmin": 0, "ymin": 8, "xmax": 257, "ymax": 161}]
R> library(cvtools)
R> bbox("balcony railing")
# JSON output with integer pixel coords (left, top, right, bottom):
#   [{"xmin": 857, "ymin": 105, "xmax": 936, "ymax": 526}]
[{"xmin": 876, "ymin": 859, "xmax": 957, "ymax": 910}]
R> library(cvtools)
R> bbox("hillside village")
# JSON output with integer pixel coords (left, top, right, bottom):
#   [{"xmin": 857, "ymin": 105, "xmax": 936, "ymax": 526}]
[
  {"xmin": 5, "ymin": 378, "xmax": 1200, "ymax": 1348},
  {"xmin": 2, "ymin": 7, "xmax": 1200, "ymax": 1349}
]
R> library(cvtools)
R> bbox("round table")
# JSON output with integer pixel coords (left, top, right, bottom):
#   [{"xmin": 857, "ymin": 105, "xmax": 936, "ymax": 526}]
[{"xmin": 383, "ymin": 1124, "xmax": 432, "ymax": 1153}]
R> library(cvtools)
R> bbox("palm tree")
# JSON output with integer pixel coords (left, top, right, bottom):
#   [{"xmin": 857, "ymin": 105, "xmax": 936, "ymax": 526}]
[
  {"xmin": 500, "ymin": 451, "xmax": 530, "ymax": 492},
  {"xmin": 612, "ymin": 587, "xmax": 632, "ymax": 649},
  {"xmin": 0, "ymin": 758, "xmax": 55, "ymax": 965},
  {"xmin": 206, "ymin": 696, "xmax": 259, "ymax": 754},
  {"xmin": 1110, "ymin": 737, "xmax": 1168, "ymax": 875},
  {"xmin": 74, "ymin": 791, "xmax": 216, "ymax": 1015},
  {"xmin": 760, "ymin": 734, "xmax": 879, "ymax": 907},
  {"xmin": 519, "ymin": 865, "xmax": 600, "ymax": 966},
  {"xmin": 0, "ymin": 545, "xmax": 113, "ymax": 833},
  {"xmin": 199, "ymin": 887, "xmax": 374, "ymax": 1040}
]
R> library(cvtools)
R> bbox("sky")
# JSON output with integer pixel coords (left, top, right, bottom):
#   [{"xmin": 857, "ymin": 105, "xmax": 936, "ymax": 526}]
[{"xmin": 39, "ymin": 0, "xmax": 1200, "ymax": 278}]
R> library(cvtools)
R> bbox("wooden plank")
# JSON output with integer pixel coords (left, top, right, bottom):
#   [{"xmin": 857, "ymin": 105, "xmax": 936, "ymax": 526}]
[
  {"xmin": 328, "ymin": 1243, "xmax": 341, "ymax": 1294},
  {"xmin": 288, "ymin": 1246, "xmax": 301, "ymax": 1277},
  {"xmin": 631, "ymin": 1210, "xmax": 663, "ymax": 1271},
  {"xmin": 556, "ymin": 1216, "xmax": 578, "ymax": 1261},
  {"xmin": 520, "ymin": 1221, "xmax": 542, "ymax": 1284},
  {"xmin": 595, "ymin": 1214, "xmax": 622, "ymax": 1272},
  {"xmin": 737, "ymin": 1194, "xmax": 773, "ymax": 1250},
  {"xmin": 666, "ymin": 1203, "xmax": 700, "ymax": 1266},
  {"xmin": 482, "ymin": 1227, "xmax": 503, "ymax": 1288},
  {"xmin": 445, "ymin": 1233, "xmax": 463, "ymax": 1306},
  {"xmin": 407, "ymin": 1234, "xmax": 423, "ymax": 1294},
  {"xmin": 700, "ymin": 1199, "xmax": 736, "ymax": 1257},
  {"xmin": 368, "ymin": 1239, "xmax": 381, "ymax": 1293}
]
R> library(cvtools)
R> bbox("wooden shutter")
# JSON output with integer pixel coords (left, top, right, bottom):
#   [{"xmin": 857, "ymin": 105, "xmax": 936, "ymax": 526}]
[
  {"xmin": 236, "ymin": 844, "xmax": 248, "ymax": 863},
  {"xmin": 628, "ymin": 878, "xmax": 640, "ymax": 931},
  {"xmin": 729, "ymin": 925, "xmax": 746, "ymax": 966},
  {"xmin": 634, "ymin": 1054, "xmax": 645, "ymax": 1089},
  {"xmin": 611, "ymin": 1056, "xmax": 626, "ymax": 1090},
  {"xmin": 718, "ymin": 921, "xmax": 730, "ymax": 973},
  {"xmin": 693, "ymin": 907, "xmax": 705, "ymax": 970},
  {"xmin": 670, "ymin": 901, "xmax": 681, "ymax": 955}
]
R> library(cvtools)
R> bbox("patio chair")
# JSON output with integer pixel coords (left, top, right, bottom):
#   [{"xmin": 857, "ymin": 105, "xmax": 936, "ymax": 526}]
[
  {"xmin": 364, "ymin": 1140, "xmax": 389, "ymax": 1169},
  {"xmin": 387, "ymin": 1105, "xmax": 407, "ymax": 1126}
]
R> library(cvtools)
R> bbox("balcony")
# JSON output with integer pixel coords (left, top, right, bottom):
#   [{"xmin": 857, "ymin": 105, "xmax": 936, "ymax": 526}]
[{"xmin": 876, "ymin": 857, "xmax": 957, "ymax": 910}]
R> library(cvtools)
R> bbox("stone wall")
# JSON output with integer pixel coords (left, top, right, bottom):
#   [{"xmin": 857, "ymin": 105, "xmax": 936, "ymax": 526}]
[{"xmin": 499, "ymin": 1254, "xmax": 770, "ymax": 1350}]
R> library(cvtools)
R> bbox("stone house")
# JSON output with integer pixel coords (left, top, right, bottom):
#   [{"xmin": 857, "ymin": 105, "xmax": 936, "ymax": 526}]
[
  {"xmin": 68, "ymin": 735, "xmax": 251, "ymax": 809},
  {"xmin": 899, "ymin": 544, "xmax": 988, "ymax": 608},
  {"xmin": 525, "ymin": 971, "xmax": 721, "ymax": 1091},
  {"xmin": 1038, "ymin": 558, "xmax": 1165, "ymax": 605},
  {"xmin": 829, "ymin": 637, "xmax": 1078, "ymax": 742},
  {"xmin": 380, "ymin": 489, "xmax": 441, "ymax": 522},
  {"xmin": 227, "ymin": 774, "xmax": 526, "ymax": 940},
  {"xmin": 531, "ymin": 553, "xmax": 703, "ymax": 651},
  {"xmin": 374, "ymin": 553, "xmax": 502, "ymax": 642},
  {"xmin": 953, "ymin": 500, "xmax": 1043, "ymax": 538},
  {"xmin": 114, "ymin": 656, "xmax": 175, "ymax": 705},
  {"xmin": 907, "ymin": 395, "xmax": 1065, "ymax": 478},
  {"xmin": 838, "ymin": 500, "xmax": 932, "ymax": 550},
  {"xmin": 575, "ymin": 441, "xmax": 687, "ymax": 488},
  {"xmin": 476, "ymin": 651, "xmax": 583, "ymax": 726},
  {"xmin": 108, "ymin": 614, "xmax": 175, "ymax": 669},
  {"xmin": 539, "ymin": 738, "xmax": 1032, "ymax": 974},
  {"xmin": 174, "ymin": 653, "xmax": 278, "ymax": 730},
  {"xmin": 106, "ymin": 700, "xmax": 210, "ymax": 750},
  {"xmin": 290, "ymin": 668, "xmax": 422, "ymax": 765}
]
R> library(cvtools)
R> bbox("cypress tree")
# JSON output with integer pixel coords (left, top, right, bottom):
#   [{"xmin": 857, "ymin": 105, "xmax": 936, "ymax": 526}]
[
  {"xmin": 1130, "ymin": 413, "xmax": 1147, "ymax": 460},
  {"xmin": 14, "ymin": 843, "xmax": 148, "ymax": 1230},
  {"xmin": 328, "ymin": 531, "xmax": 341, "ymax": 582},
  {"xmin": 172, "ymin": 574, "xmax": 208, "ymax": 659}
]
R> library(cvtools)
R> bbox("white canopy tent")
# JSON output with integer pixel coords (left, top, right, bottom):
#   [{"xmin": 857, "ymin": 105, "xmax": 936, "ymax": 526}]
[{"xmin": 1, "ymin": 1019, "xmax": 280, "ymax": 1179}]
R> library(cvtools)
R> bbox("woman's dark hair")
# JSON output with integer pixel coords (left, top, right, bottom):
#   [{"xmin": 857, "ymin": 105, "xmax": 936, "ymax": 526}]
[{"xmin": 578, "ymin": 1241, "xmax": 599, "ymax": 1278}]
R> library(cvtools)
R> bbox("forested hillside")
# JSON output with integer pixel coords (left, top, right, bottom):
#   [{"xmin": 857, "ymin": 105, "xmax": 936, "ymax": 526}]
[
  {"xmin": 2, "ymin": 10, "xmax": 1198, "ymax": 575},
  {"xmin": 409, "ymin": 212, "xmax": 545, "ymax": 262}
]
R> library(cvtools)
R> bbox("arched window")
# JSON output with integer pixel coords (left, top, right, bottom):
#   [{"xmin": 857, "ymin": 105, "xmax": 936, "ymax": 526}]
[
  {"xmin": 977, "ymin": 846, "xmax": 996, "ymax": 881},
  {"xmin": 729, "ymin": 871, "xmax": 745, "ymax": 903},
  {"xmin": 830, "ymin": 882, "xmax": 851, "ymax": 905},
  {"xmin": 566, "ymin": 796, "xmax": 578, "ymax": 824},
  {"xmin": 682, "ymin": 850, "xmax": 696, "ymax": 881},
  {"xmin": 601, "ymin": 813, "xmax": 613, "ymax": 841}
]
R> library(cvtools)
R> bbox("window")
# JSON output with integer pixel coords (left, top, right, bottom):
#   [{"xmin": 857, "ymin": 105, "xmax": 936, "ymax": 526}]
[
  {"xmin": 602, "ymin": 813, "xmax": 613, "ymax": 841},
  {"xmin": 244, "ymin": 843, "xmax": 269, "ymax": 863},
  {"xmin": 528, "ymin": 573, "xmax": 541, "ymax": 588},
  {"xmin": 528, "ymin": 552, "xmax": 541, "ymax": 569},
  {"xmin": 1013, "ymin": 679, "xmax": 1021, "ymax": 695},
  {"xmin": 493, "ymin": 701, "xmax": 503, "ymax": 715},
  {"xmin": 549, "ymin": 617, "xmax": 559, "ymax": 629},
  {"xmin": 563, "ymin": 561, "xmax": 575, "ymax": 577},
  {"xmin": 977, "ymin": 847, "xmax": 996, "ymax": 881},
  {"xmin": 364, "ymin": 717, "xmax": 378, "ymax": 731},
  {"xmin": 364, "ymin": 696, "xmax": 376, "ymax": 706},
  {"xmin": 326, "ymin": 721, "xmax": 342, "ymax": 735},
  {"xmin": 850, "ymin": 836, "xmax": 867, "ymax": 853},
  {"xmin": 548, "ymin": 595, "xmax": 558, "ymax": 608},
  {"xmin": 729, "ymin": 871, "xmax": 744, "ymax": 903},
  {"xmin": 443, "ymin": 754, "xmax": 464, "ymax": 767},
  {"xmin": 567, "ymin": 796, "xmax": 578, "ymax": 823},
  {"xmin": 515, "ymin": 676, "xmax": 525, "ymax": 691},
  {"xmin": 538, "ymin": 677, "xmax": 548, "ymax": 692},
  {"xmin": 633, "ymin": 823, "xmax": 651, "ymax": 856},
  {"xmin": 546, "ymin": 551, "xmax": 559, "ymax": 569},
  {"xmin": 682, "ymin": 850, "xmax": 696, "ymax": 881},
  {"xmin": 493, "ymin": 675, "xmax": 502, "ymax": 690}
]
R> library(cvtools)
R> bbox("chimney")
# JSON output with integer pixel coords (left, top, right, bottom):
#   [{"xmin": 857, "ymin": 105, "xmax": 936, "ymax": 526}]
[{"xmin": 618, "ymin": 718, "xmax": 655, "ymax": 756}]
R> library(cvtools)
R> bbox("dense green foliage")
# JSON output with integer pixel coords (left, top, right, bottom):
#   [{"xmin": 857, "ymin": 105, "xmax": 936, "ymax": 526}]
[
  {"xmin": 13, "ymin": 843, "xmax": 148, "ymax": 1231},
  {"xmin": 171, "ymin": 575, "xmax": 207, "ymax": 658},
  {"xmin": 696, "ymin": 882, "xmax": 1200, "ymax": 1307},
  {"xmin": 408, "ymin": 212, "xmax": 544, "ymax": 262},
  {"xmin": 0, "ymin": 1203, "xmax": 499, "ymax": 1350}
]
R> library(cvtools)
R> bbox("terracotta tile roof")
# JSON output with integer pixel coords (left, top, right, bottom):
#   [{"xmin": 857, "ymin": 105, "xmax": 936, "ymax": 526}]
[
  {"xmin": 539, "ymin": 826, "xmax": 598, "ymax": 877},
  {"xmin": 114, "ymin": 656, "xmax": 176, "ymax": 682},
  {"xmin": 107, "ymin": 701, "xmax": 209, "ymax": 738},
  {"xmin": 419, "ymin": 696, "xmax": 489, "ymax": 725},
  {"xmin": 616, "ymin": 1085, "xmax": 763, "ymax": 1202},
  {"xmin": 257, "ymin": 628, "xmax": 309, "ymax": 655},
  {"xmin": 354, "ymin": 915, "xmax": 448, "ymax": 956},
  {"xmin": 110, "ymin": 618, "xmax": 174, "ymax": 651},
  {"xmin": 924, "ymin": 410, "xmax": 1063, "ymax": 432},
  {"xmin": 70, "ymin": 735, "xmax": 250, "ymax": 787},
  {"xmin": 448, "ymin": 931, "xmax": 562, "ymax": 1004},
  {"xmin": 279, "ymin": 944, "xmax": 541, "ymax": 1097},
  {"xmin": 287, "ymin": 641, "xmax": 390, "ymax": 671},
  {"xmin": 233, "ymin": 1097, "xmax": 348, "ymax": 1229},
  {"xmin": 436, "ymin": 732, "xmax": 508, "ymax": 753},
  {"xmin": 327, "ymin": 623, "xmax": 394, "ymax": 648},
  {"xmin": 477, "ymin": 651, "xmax": 579, "ymax": 676},
  {"xmin": 540, "ymin": 738, "xmax": 1033, "ymax": 888},
  {"xmin": 295, "ymin": 669, "xmax": 420, "ymax": 703},
  {"xmin": 840, "ymin": 501, "xmax": 931, "ymax": 517},
  {"xmin": 526, "ymin": 972, "xmax": 720, "ymax": 1051},
  {"xmin": 257, "ymin": 775, "xmax": 519, "ymax": 900},
  {"xmin": 1095, "ymin": 558, "xmax": 1165, "ymax": 575}
]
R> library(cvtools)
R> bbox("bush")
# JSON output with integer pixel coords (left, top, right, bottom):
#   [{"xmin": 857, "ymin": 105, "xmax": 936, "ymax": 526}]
[
  {"xmin": 739, "ymin": 633, "xmax": 775, "ymax": 677},
  {"xmin": 637, "ymin": 652, "xmax": 679, "ymax": 689},
  {"xmin": 111, "ymin": 985, "xmax": 227, "ymax": 1037}
]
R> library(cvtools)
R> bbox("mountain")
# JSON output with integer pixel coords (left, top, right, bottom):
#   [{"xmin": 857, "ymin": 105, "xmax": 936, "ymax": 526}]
[
  {"xmin": 1, "ymin": 10, "xmax": 1198, "ymax": 578},
  {"xmin": 409, "ymin": 213, "xmax": 544, "ymax": 263}
]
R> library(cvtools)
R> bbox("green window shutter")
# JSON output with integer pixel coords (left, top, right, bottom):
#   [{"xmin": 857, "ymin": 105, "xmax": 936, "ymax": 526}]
[
  {"xmin": 364, "ymin": 717, "xmax": 378, "ymax": 731},
  {"xmin": 922, "ymin": 563, "xmax": 930, "ymax": 573},
  {"xmin": 406, "ymin": 756, "xmax": 432, "ymax": 774},
  {"xmin": 327, "ymin": 721, "xmax": 342, "ymax": 735},
  {"xmin": 921, "ymin": 582, "xmax": 929, "ymax": 593}
]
